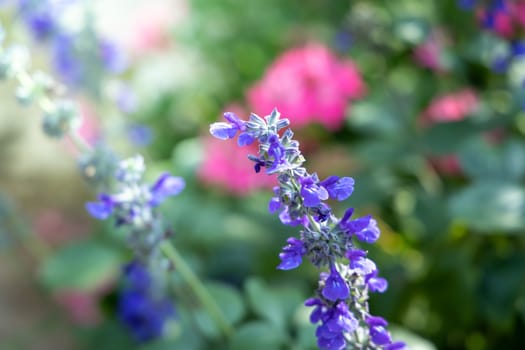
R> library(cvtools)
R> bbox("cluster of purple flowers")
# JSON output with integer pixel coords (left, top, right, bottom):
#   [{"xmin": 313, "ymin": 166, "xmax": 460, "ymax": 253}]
[
  {"xmin": 86, "ymin": 155, "xmax": 185, "ymax": 258},
  {"xmin": 118, "ymin": 260, "xmax": 175, "ymax": 342},
  {"xmin": 458, "ymin": 0, "xmax": 525, "ymax": 75},
  {"xmin": 7, "ymin": 0, "xmax": 126, "ymax": 87},
  {"xmin": 210, "ymin": 109, "xmax": 405, "ymax": 349}
]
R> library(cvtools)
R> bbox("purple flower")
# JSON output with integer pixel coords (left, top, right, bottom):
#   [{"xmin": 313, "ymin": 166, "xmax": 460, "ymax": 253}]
[
  {"xmin": 266, "ymin": 134, "xmax": 290, "ymax": 173},
  {"xmin": 52, "ymin": 34, "xmax": 83, "ymax": 85},
  {"xmin": 346, "ymin": 249, "xmax": 376, "ymax": 275},
  {"xmin": 340, "ymin": 208, "xmax": 380, "ymax": 243},
  {"xmin": 123, "ymin": 261, "xmax": 151, "ymax": 292},
  {"xmin": 277, "ymin": 237, "xmax": 307, "ymax": 270},
  {"xmin": 100, "ymin": 39, "xmax": 127, "ymax": 74},
  {"xmin": 299, "ymin": 174, "xmax": 329, "ymax": 207},
  {"xmin": 86, "ymin": 194, "xmax": 115, "ymax": 219},
  {"xmin": 366, "ymin": 316, "xmax": 392, "ymax": 346},
  {"xmin": 322, "ymin": 264, "xmax": 349, "ymax": 301},
  {"xmin": 309, "ymin": 301, "xmax": 358, "ymax": 350},
  {"xmin": 118, "ymin": 261, "xmax": 175, "ymax": 342},
  {"xmin": 268, "ymin": 193, "xmax": 281, "ymax": 213},
  {"xmin": 150, "ymin": 173, "xmax": 185, "ymax": 206},
  {"xmin": 209, "ymin": 112, "xmax": 255, "ymax": 146},
  {"xmin": 127, "ymin": 124, "xmax": 153, "ymax": 147},
  {"xmin": 319, "ymin": 176, "xmax": 354, "ymax": 201},
  {"xmin": 366, "ymin": 270, "xmax": 388, "ymax": 293}
]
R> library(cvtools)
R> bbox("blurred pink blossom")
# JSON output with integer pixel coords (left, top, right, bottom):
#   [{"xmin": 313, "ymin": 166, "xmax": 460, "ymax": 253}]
[
  {"xmin": 247, "ymin": 43, "xmax": 366, "ymax": 131},
  {"xmin": 421, "ymin": 89, "xmax": 478, "ymax": 124},
  {"xmin": 54, "ymin": 290, "xmax": 102, "ymax": 326},
  {"xmin": 429, "ymin": 155, "xmax": 462, "ymax": 176},
  {"xmin": 32, "ymin": 209, "xmax": 91, "ymax": 245},
  {"xmin": 413, "ymin": 30, "xmax": 449, "ymax": 73},
  {"xmin": 421, "ymin": 89, "xmax": 479, "ymax": 176}
]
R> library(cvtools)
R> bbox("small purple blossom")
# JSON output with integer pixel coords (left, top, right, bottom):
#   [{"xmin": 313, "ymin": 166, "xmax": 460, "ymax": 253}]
[
  {"xmin": 306, "ymin": 300, "xmax": 358, "ymax": 350},
  {"xmin": 150, "ymin": 173, "xmax": 185, "ymax": 206},
  {"xmin": 319, "ymin": 176, "xmax": 354, "ymax": 201},
  {"xmin": 322, "ymin": 265, "xmax": 349, "ymax": 301},
  {"xmin": 209, "ymin": 112, "xmax": 255, "ymax": 146},
  {"xmin": 86, "ymin": 194, "xmax": 115, "ymax": 219},
  {"xmin": 277, "ymin": 237, "xmax": 307, "ymax": 270},
  {"xmin": 366, "ymin": 316, "xmax": 392, "ymax": 346},
  {"xmin": 118, "ymin": 261, "xmax": 175, "ymax": 342},
  {"xmin": 366, "ymin": 269, "xmax": 389, "ymax": 293},
  {"xmin": 340, "ymin": 208, "xmax": 381, "ymax": 243},
  {"xmin": 346, "ymin": 249, "xmax": 376, "ymax": 275},
  {"xmin": 299, "ymin": 174, "xmax": 329, "ymax": 207}
]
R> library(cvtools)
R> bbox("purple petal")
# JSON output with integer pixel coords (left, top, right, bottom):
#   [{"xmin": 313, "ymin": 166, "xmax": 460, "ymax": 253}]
[
  {"xmin": 238, "ymin": 132, "xmax": 255, "ymax": 146},
  {"xmin": 209, "ymin": 122, "xmax": 238, "ymax": 140},
  {"xmin": 86, "ymin": 200, "xmax": 113, "ymax": 219},
  {"xmin": 277, "ymin": 237, "xmax": 306, "ymax": 270},
  {"xmin": 268, "ymin": 197, "xmax": 281, "ymax": 213},
  {"xmin": 223, "ymin": 112, "xmax": 245, "ymax": 129},
  {"xmin": 150, "ymin": 173, "xmax": 185, "ymax": 206},
  {"xmin": 355, "ymin": 216, "xmax": 380, "ymax": 243},
  {"xmin": 367, "ymin": 275, "xmax": 388, "ymax": 293},
  {"xmin": 322, "ymin": 266, "xmax": 349, "ymax": 301},
  {"xmin": 321, "ymin": 176, "xmax": 354, "ymax": 201},
  {"xmin": 346, "ymin": 249, "xmax": 376, "ymax": 275}
]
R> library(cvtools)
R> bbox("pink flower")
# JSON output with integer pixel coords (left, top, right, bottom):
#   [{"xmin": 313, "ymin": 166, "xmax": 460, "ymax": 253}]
[
  {"xmin": 429, "ymin": 155, "xmax": 462, "ymax": 176},
  {"xmin": 54, "ymin": 290, "xmax": 102, "ymax": 326},
  {"xmin": 421, "ymin": 89, "xmax": 478, "ymax": 177},
  {"xmin": 247, "ymin": 43, "xmax": 366, "ymax": 131},
  {"xmin": 413, "ymin": 30, "xmax": 449, "ymax": 73},
  {"xmin": 421, "ymin": 89, "xmax": 478, "ymax": 124},
  {"xmin": 198, "ymin": 136, "xmax": 276, "ymax": 196}
]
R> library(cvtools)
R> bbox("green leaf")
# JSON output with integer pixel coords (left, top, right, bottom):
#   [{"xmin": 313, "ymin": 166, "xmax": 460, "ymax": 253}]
[
  {"xmin": 347, "ymin": 101, "xmax": 404, "ymax": 135},
  {"xmin": 228, "ymin": 321, "xmax": 287, "ymax": 350},
  {"xmin": 421, "ymin": 120, "xmax": 478, "ymax": 155},
  {"xmin": 390, "ymin": 326, "xmax": 437, "ymax": 350},
  {"xmin": 245, "ymin": 277, "xmax": 304, "ymax": 329},
  {"xmin": 458, "ymin": 137, "xmax": 525, "ymax": 181},
  {"xmin": 39, "ymin": 240, "xmax": 121, "ymax": 291},
  {"xmin": 449, "ymin": 181, "xmax": 525, "ymax": 232},
  {"xmin": 194, "ymin": 281, "xmax": 245, "ymax": 339}
]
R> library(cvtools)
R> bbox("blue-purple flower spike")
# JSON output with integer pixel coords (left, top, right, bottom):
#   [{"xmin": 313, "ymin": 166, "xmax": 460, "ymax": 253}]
[{"xmin": 209, "ymin": 108, "xmax": 405, "ymax": 348}]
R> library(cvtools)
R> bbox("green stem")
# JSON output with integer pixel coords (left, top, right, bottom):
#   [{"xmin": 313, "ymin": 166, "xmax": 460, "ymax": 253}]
[
  {"xmin": 160, "ymin": 241, "xmax": 233, "ymax": 339},
  {"xmin": 68, "ymin": 130, "xmax": 93, "ymax": 154}
]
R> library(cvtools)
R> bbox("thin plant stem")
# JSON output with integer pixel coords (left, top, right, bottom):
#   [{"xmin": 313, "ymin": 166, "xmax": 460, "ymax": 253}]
[{"xmin": 160, "ymin": 240, "xmax": 234, "ymax": 339}]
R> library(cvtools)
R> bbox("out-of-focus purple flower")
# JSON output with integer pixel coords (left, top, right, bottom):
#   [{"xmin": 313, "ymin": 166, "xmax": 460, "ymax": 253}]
[
  {"xmin": 100, "ymin": 39, "xmax": 127, "ymax": 74},
  {"xmin": 86, "ymin": 194, "xmax": 115, "ymax": 219},
  {"xmin": 127, "ymin": 124, "xmax": 153, "ymax": 147},
  {"xmin": 150, "ymin": 173, "xmax": 185, "ymax": 206},
  {"xmin": 118, "ymin": 261, "xmax": 175, "ymax": 342}
]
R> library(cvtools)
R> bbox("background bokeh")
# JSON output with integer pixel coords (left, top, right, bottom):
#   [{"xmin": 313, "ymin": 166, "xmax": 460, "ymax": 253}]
[{"xmin": 1, "ymin": 0, "xmax": 525, "ymax": 349}]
